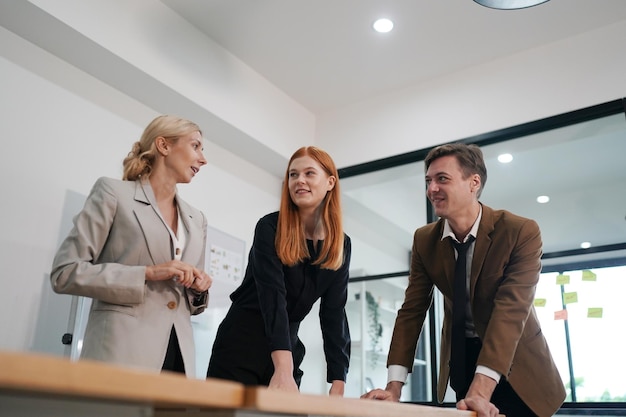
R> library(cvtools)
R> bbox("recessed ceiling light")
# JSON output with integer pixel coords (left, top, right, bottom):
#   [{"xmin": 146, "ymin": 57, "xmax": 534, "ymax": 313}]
[
  {"xmin": 580, "ymin": 242, "xmax": 591, "ymax": 249},
  {"xmin": 497, "ymin": 153, "xmax": 513, "ymax": 163},
  {"xmin": 373, "ymin": 18, "xmax": 393, "ymax": 33},
  {"xmin": 536, "ymin": 195, "xmax": 550, "ymax": 204}
]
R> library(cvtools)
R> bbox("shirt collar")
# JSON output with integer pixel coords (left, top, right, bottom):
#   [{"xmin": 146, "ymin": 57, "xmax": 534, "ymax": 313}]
[{"xmin": 441, "ymin": 204, "xmax": 482, "ymax": 243}]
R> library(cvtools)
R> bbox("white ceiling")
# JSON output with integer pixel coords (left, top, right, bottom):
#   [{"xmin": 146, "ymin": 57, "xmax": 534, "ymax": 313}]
[
  {"xmin": 162, "ymin": 0, "xmax": 626, "ymax": 113},
  {"xmin": 162, "ymin": 0, "xmax": 626, "ymax": 270}
]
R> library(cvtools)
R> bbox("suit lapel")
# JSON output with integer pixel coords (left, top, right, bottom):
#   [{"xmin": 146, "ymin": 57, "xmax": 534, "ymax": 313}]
[
  {"xmin": 470, "ymin": 204, "xmax": 495, "ymax": 299},
  {"xmin": 177, "ymin": 198, "xmax": 202, "ymax": 265},
  {"xmin": 134, "ymin": 180, "xmax": 172, "ymax": 265},
  {"xmin": 432, "ymin": 220, "xmax": 457, "ymax": 297}
]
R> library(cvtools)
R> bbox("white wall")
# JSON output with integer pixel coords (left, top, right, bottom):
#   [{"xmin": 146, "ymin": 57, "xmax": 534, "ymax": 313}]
[
  {"xmin": 0, "ymin": 0, "xmax": 315, "ymax": 178},
  {"xmin": 0, "ymin": 26, "xmax": 281, "ymax": 355},
  {"xmin": 317, "ymin": 20, "xmax": 626, "ymax": 168}
]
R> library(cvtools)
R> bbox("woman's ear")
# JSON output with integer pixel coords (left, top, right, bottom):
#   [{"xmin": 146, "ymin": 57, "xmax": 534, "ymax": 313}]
[
  {"xmin": 327, "ymin": 175, "xmax": 337, "ymax": 191},
  {"xmin": 155, "ymin": 136, "xmax": 169, "ymax": 156}
]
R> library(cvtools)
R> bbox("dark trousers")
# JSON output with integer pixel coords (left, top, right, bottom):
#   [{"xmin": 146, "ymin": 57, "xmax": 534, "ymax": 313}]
[
  {"xmin": 455, "ymin": 337, "xmax": 537, "ymax": 417},
  {"xmin": 162, "ymin": 326, "xmax": 185, "ymax": 374},
  {"xmin": 207, "ymin": 306, "xmax": 304, "ymax": 386}
]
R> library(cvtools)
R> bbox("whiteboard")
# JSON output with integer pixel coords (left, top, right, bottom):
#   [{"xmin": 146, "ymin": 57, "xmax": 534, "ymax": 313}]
[
  {"xmin": 191, "ymin": 225, "xmax": 246, "ymax": 378},
  {"xmin": 31, "ymin": 189, "xmax": 86, "ymax": 359}
]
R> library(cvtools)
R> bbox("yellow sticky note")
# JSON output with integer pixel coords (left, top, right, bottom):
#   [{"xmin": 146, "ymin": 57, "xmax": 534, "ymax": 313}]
[
  {"xmin": 582, "ymin": 270, "xmax": 597, "ymax": 281},
  {"xmin": 554, "ymin": 309, "xmax": 568, "ymax": 320},
  {"xmin": 563, "ymin": 292, "xmax": 578, "ymax": 304},
  {"xmin": 556, "ymin": 274, "xmax": 570, "ymax": 285},
  {"xmin": 587, "ymin": 308, "xmax": 603, "ymax": 318},
  {"xmin": 534, "ymin": 298, "xmax": 547, "ymax": 307}
]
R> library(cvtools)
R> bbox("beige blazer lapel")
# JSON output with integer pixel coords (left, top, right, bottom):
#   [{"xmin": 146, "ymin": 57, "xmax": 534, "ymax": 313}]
[
  {"xmin": 134, "ymin": 181, "xmax": 172, "ymax": 265},
  {"xmin": 177, "ymin": 198, "xmax": 203, "ymax": 264}
]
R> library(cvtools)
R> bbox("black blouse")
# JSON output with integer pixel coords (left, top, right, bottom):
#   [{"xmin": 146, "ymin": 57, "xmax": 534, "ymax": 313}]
[{"xmin": 230, "ymin": 212, "xmax": 351, "ymax": 382}]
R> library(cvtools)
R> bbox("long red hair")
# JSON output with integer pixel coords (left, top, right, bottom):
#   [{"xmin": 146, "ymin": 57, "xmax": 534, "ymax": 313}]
[{"xmin": 276, "ymin": 146, "xmax": 344, "ymax": 270}]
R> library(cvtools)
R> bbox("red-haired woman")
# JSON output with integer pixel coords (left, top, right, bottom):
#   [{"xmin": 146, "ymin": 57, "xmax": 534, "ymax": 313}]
[{"xmin": 207, "ymin": 146, "xmax": 351, "ymax": 396}]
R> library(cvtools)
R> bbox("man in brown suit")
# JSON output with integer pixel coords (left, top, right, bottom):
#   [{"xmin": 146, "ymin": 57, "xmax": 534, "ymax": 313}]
[{"xmin": 361, "ymin": 143, "xmax": 565, "ymax": 417}]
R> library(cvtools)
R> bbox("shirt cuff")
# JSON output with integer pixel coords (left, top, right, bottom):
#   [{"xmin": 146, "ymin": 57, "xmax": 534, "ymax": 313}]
[
  {"xmin": 475, "ymin": 365, "xmax": 501, "ymax": 382},
  {"xmin": 189, "ymin": 289, "xmax": 208, "ymax": 305},
  {"xmin": 387, "ymin": 365, "xmax": 409, "ymax": 384}
]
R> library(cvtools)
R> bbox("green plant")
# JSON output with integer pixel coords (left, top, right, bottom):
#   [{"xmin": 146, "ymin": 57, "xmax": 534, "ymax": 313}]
[{"xmin": 365, "ymin": 291, "xmax": 383, "ymax": 368}]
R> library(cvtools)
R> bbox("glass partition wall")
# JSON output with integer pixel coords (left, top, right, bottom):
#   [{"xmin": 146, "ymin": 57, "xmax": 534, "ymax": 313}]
[{"xmin": 340, "ymin": 99, "xmax": 626, "ymax": 408}]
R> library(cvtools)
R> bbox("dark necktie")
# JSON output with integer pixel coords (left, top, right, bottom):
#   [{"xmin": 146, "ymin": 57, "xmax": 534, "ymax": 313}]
[{"xmin": 449, "ymin": 235, "xmax": 475, "ymax": 395}]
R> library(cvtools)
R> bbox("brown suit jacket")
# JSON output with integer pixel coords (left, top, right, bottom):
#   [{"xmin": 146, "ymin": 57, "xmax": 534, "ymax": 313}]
[
  {"xmin": 387, "ymin": 204, "xmax": 565, "ymax": 417},
  {"xmin": 51, "ymin": 177, "xmax": 208, "ymax": 377}
]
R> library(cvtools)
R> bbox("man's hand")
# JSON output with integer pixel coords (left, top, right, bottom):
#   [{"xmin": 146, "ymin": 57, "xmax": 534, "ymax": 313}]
[
  {"xmin": 360, "ymin": 381, "xmax": 402, "ymax": 402},
  {"xmin": 457, "ymin": 373, "xmax": 499, "ymax": 417},
  {"xmin": 457, "ymin": 396, "xmax": 499, "ymax": 417}
]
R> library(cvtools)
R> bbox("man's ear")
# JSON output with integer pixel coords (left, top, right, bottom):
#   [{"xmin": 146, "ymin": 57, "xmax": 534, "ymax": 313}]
[{"xmin": 471, "ymin": 174, "xmax": 481, "ymax": 193}]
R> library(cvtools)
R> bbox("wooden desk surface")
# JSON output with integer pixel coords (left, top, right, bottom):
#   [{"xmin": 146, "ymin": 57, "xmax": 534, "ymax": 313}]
[
  {"xmin": 0, "ymin": 350, "xmax": 244, "ymax": 409},
  {"xmin": 1, "ymin": 350, "xmax": 477, "ymax": 417},
  {"xmin": 244, "ymin": 386, "xmax": 476, "ymax": 417}
]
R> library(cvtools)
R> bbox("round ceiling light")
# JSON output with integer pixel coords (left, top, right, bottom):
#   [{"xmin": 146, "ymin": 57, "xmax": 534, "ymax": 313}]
[
  {"xmin": 373, "ymin": 18, "xmax": 394, "ymax": 33},
  {"xmin": 473, "ymin": 0, "xmax": 550, "ymax": 10}
]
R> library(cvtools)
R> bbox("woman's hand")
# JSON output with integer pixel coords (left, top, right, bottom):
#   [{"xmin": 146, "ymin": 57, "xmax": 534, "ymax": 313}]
[
  {"xmin": 146, "ymin": 260, "xmax": 210, "ymax": 289},
  {"xmin": 329, "ymin": 380, "xmax": 345, "ymax": 396},
  {"xmin": 190, "ymin": 269, "xmax": 212, "ymax": 292},
  {"xmin": 268, "ymin": 372, "xmax": 299, "ymax": 393},
  {"xmin": 268, "ymin": 350, "xmax": 299, "ymax": 393}
]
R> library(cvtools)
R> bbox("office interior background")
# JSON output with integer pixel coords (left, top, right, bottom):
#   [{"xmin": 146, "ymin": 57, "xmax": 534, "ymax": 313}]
[{"xmin": 1, "ymin": 1, "xmax": 625, "ymax": 414}]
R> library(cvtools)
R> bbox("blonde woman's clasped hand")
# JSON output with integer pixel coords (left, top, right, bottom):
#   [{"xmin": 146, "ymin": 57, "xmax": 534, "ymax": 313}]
[{"xmin": 146, "ymin": 260, "xmax": 211, "ymax": 290}]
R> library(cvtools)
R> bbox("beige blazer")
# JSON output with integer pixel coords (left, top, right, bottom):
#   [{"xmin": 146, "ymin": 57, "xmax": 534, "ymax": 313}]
[
  {"xmin": 51, "ymin": 177, "xmax": 208, "ymax": 377},
  {"xmin": 387, "ymin": 204, "xmax": 565, "ymax": 417}
]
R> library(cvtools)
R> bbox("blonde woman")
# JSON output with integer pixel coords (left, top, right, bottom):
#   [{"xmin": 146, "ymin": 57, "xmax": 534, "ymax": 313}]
[
  {"xmin": 207, "ymin": 146, "xmax": 351, "ymax": 396},
  {"xmin": 51, "ymin": 115, "xmax": 212, "ymax": 377}
]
